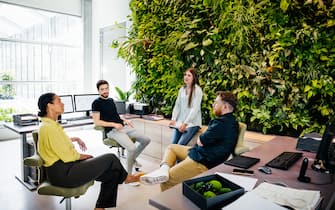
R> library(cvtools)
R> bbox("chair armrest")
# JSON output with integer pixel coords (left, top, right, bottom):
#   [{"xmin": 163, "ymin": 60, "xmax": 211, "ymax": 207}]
[
  {"xmin": 234, "ymin": 145, "xmax": 250, "ymax": 156},
  {"xmin": 24, "ymin": 154, "xmax": 43, "ymax": 167}
]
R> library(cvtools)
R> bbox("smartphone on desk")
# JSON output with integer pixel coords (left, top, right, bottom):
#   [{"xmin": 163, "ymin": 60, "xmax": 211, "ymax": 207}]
[{"xmin": 232, "ymin": 168, "xmax": 254, "ymax": 176}]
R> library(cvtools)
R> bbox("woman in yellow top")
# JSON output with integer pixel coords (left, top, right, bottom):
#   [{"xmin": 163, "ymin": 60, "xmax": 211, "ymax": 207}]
[{"xmin": 37, "ymin": 93, "xmax": 141, "ymax": 210}]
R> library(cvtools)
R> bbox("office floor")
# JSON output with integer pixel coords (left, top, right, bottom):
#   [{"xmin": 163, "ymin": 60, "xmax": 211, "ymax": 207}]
[{"xmin": 0, "ymin": 125, "xmax": 273, "ymax": 210}]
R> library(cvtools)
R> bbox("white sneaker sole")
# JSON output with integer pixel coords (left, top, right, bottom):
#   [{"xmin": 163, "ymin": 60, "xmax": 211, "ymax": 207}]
[{"xmin": 140, "ymin": 175, "xmax": 168, "ymax": 185}]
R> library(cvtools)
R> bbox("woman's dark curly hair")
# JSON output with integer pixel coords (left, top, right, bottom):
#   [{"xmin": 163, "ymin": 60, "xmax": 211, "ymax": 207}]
[{"xmin": 38, "ymin": 92, "xmax": 55, "ymax": 117}]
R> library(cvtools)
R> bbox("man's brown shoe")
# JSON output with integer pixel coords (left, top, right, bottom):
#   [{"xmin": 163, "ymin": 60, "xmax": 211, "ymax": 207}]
[{"xmin": 125, "ymin": 172, "xmax": 145, "ymax": 184}]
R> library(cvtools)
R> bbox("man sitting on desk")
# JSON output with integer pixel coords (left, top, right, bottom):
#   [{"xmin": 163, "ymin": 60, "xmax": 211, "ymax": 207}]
[
  {"xmin": 140, "ymin": 91, "xmax": 239, "ymax": 191},
  {"xmin": 92, "ymin": 80, "xmax": 151, "ymax": 175}
]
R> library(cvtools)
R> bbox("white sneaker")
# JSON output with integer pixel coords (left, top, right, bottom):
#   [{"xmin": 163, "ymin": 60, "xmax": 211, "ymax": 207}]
[
  {"xmin": 140, "ymin": 167, "xmax": 169, "ymax": 185},
  {"xmin": 134, "ymin": 160, "xmax": 142, "ymax": 168}
]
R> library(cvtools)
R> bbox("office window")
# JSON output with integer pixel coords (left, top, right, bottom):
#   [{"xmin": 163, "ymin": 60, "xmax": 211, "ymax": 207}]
[{"xmin": 0, "ymin": 3, "xmax": 83, "ymax": 114}]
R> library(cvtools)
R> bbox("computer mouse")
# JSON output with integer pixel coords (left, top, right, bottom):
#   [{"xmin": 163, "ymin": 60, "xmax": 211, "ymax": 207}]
[{"xmin": 258, "ymin": 166, "xmax": 272, "ymax": 174}]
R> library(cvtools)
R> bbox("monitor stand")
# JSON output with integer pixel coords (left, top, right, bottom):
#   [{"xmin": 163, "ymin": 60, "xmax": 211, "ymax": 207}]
[{"xmin": 312, "ymin": 159, "xmax": 335, "ymax": 174}]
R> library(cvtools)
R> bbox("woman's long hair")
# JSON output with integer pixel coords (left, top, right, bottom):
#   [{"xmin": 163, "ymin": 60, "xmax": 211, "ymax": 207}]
[{"xmin": 184, "ymin": 67, "xmax": 199, "ymax": 107}]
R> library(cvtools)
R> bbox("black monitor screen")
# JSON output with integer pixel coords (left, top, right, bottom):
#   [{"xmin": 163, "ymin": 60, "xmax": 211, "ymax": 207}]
[
  {"xmin": 115, "ymin": 100, "xmax": 126, "ymax": 114},
  {"xmin": 313, "ymin": 122, "xmax": 335, "ymax": 173},
  {"xmin": 59, "ymin": 95, "xmax": 74, "ymax": 113},
  {"xmin": 316, "ymin": 122, "xmax": 335, "ymax": 162},
  {"xmin": 74, "ymin": 94, "xmax": 99, "ymax": 112}
]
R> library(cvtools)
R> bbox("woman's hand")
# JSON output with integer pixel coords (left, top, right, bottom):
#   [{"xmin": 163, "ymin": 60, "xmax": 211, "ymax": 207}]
[
  {"xmin": 169, "ymin": 120, "xmax": 176, "ymax": 126},
  {"xmin": 179, "ymin": 123, "xmax": 187, "ymax": 133},
  {"xmin": 71, "ymin": 137, "xmax": 87, "ymax": 151}
]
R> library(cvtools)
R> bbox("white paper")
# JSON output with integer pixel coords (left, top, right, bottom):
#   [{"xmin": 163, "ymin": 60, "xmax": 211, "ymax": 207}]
[
  {"xmin": 215, "ymin": 172, "xmax": 258, "ymax": 192},
  {"xmin": 251, "ymin": 182, "xmax": 320, "ymax": 210},
  {"xmin": 222, "ymin": 191, "xmax": 286, "ymax": 210}
]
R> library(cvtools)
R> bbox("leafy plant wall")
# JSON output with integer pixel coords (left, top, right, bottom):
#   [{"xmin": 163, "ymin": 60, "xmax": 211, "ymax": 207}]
[{"xmin": 117, "ymin": 0, "xmax": 335, "ymax": 137}]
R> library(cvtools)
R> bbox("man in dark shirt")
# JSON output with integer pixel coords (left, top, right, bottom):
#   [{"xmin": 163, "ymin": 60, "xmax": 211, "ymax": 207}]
[
  {"xmin": 92, "ymin": 80, "xmax": 151, "ymax": 175},
  {"xmin": 140, "ymin": 91, "xmax": 239, "ymax": 191}
]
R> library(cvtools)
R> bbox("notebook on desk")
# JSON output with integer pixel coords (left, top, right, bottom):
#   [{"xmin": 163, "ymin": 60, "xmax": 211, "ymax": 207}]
[{"xmin": 224, "ymin": 155, "xmax": 260, "ymax": 169}]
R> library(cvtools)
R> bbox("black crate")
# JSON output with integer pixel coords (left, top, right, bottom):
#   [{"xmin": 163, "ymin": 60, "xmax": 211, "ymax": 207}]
[{"xmin": 183, "ymin": 174, "xmax": 244, "ymax": 210}]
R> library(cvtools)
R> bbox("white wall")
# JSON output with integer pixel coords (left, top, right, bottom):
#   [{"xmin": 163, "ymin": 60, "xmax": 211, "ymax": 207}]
[
  {"xmin": 91, "ymin": 0, "xmax": 132, "ymax": 98},
  {"xmin": 2, "ymin": 0, "xmax": 81, "ymax": 16}
]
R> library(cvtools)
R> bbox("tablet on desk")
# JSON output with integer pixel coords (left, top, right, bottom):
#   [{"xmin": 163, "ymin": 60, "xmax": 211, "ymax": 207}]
[{"xmin": 224, "ymin": 155, "xmax": 260, "ymax": 169}]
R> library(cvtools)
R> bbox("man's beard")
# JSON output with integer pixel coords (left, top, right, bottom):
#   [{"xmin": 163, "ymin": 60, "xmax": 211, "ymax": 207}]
[
  {"xmin": 100, "ymin": 93, "xmax": 109, "ymax": 98},
  {"xmin": 213, "ymin": 109, "xmax": 221, "ymax": 116}
]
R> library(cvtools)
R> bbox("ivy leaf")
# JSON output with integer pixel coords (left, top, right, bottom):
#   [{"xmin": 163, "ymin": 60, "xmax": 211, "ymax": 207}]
[
  {"xmin": 280, "ymin": 0, "xmax": 289, "ymax": 12},
  {"xmin": 320, "ymin": 56, "xmax": 329, "ymax": 61},
  {"xmin": 180, "ymin": 31, "xmax": 191, "ymax": 39},
  {"xmin": 304, "ymin": 85, "xmax": 311, "ymax": 92},
  {"xmin": 320, "ymin": 106, "xmax": 330, "ymax": 116},
  {"xmin": 202, "ymin": 39, "xmax": 213, "ymax": 46},
  {"xmin": 184, "ymin": 42, "xmax": 198, "ymax": 51},
  {"xmin": 307, "ymin": 91, "xmax": 313, "ymax": 99}
]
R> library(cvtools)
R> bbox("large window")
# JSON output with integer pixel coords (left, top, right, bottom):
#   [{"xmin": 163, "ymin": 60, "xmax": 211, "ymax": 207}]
[{"xmin": 0, "ymin": 3, "xmax": 83, "ymax": 114}]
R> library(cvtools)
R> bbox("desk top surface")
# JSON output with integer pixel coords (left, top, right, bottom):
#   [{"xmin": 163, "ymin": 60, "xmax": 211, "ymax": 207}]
[
  {"xmin": 3, "ymin": 119, "xmax": 93, "ymax": 134},
  {"xmin": 149, "ymin": 136, "xmax": 335, "ymax": 210}
]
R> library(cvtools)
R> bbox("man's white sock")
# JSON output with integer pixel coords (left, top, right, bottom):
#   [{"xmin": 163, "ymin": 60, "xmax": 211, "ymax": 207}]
[
  {"xmin": 160, "ymin": 163, "xmax": 170, "ymax": 172},
  {"xmin": 140, "ymin": 163, "xmax": 170, "ymax": 185}
]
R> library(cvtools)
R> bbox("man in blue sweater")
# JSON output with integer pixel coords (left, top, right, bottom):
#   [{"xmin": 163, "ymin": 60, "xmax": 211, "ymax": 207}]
[{"xmin": 140, "ymin": 91, "xmax": 239, "ymax": 191}]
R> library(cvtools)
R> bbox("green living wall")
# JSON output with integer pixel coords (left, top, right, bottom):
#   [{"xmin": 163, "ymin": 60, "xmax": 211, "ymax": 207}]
[{"xmin": 117, "ymin": 0, "xmax": 335, "ymax": 137}]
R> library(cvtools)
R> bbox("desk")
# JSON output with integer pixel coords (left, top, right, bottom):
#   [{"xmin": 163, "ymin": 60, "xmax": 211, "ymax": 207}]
[
  {"xmin": 3, "ymin": 119, "xmax": 93, "ymax": 190},
  {"xmin": 149, "ymin": 136, "xmax": 335, "ymax": 210}
]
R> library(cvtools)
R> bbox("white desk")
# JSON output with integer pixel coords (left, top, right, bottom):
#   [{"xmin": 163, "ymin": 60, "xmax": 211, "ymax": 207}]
[{"xmin": 149, "ymin": 136, "xmax": 335, "ymax": 210}]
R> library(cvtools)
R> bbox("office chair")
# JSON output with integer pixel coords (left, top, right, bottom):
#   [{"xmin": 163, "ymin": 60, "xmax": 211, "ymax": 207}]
[
  {"xmin": 94, "ymin": 126, "xmax": 127, "ymax": 158},
  {"xmin": 234, "ymin": 122, "xmax": 249, "ymax": 155},
  {"xmin": 23, "ymin": 131, "xmax": 94, "ymax": 210},
  {"xmin": 94, "ymin": 126, "xmax": 139, "ymax": 170}
]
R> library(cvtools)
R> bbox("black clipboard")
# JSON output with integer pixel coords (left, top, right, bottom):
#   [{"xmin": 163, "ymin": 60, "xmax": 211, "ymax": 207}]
[{"xmin": 224, "ymin": 155, "xmax": 260, "ymax": 169}]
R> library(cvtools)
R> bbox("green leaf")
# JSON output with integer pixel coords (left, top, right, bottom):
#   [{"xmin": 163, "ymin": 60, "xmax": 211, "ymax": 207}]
[
  {"xmin": 202, "ymin": 39, "xmax": 213, "ymax": 46},
  {"xmin": 115, "ymin": 86, "xmax": 126, "ymax": 101},
  {"xmin": 184, "ymin": 42, "xmax": 198, "ymax": 51}
]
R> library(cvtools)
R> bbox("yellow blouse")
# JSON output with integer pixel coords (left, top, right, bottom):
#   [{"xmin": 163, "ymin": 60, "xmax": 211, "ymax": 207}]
[{"xmin": 38, "ymin": 117, "xmax": 80, "ymax": 167}]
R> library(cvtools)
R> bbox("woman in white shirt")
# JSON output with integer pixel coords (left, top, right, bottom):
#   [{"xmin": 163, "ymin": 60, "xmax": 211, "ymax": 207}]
[{"xmin": 169, "ymin": 67, "xmax": 203, "ymax": 145}]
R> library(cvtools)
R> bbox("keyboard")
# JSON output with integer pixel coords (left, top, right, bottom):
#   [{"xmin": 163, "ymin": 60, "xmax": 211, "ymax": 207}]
[
  {"xmin": 121, "ymin": 114, "xmax": 141, "ymax": 119},
  {"xmin": 141, "ymin": 114, "xmax": 164, "ymax": 121},
  {"xmin": 266, "ymin": 152, "xmax": 303, "ymax": 170},
  {"xmin": 67, "ymin": 116, "xmax": 91, "ymax": 121}
]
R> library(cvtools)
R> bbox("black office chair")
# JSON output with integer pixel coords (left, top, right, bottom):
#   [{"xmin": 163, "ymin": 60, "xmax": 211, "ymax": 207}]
[{"xmin": 23, "ymin": 131, "xmax": 94, "ymax": 210}]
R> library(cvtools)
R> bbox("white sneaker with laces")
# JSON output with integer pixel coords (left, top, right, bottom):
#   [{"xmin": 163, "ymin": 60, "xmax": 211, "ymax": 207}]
[{"xmin": 140, "ymin": 167, "xmax": 169, "ymax": 185}]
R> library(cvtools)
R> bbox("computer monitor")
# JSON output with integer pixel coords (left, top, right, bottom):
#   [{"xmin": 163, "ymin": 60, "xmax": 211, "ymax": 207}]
[
  {"xmin": 312, "ymin": 122, "xmax": 335, "ymax": 173},
  {"xmin": 59, "ymin": 95, "xmax": 74, "ymax": 113},
  {"xmin": 114, "ymin": 100, "xmax": 126, "ymax": 114},
  {"xmin": 73, "ymin": 94, "xmax": 99, "ymax": 116}
]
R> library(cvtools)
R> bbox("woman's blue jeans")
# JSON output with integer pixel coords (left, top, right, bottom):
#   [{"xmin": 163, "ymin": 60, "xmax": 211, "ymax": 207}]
[{"xmin": 171, "ymin": 126, "xmax": 200, "ymax": 145}]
